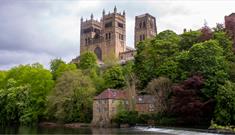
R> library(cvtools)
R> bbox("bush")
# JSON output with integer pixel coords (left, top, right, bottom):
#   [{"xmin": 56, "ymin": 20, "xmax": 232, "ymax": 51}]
[{"xmin": 112, "ymin": 111, "xmax": 138, "ymax": 125}]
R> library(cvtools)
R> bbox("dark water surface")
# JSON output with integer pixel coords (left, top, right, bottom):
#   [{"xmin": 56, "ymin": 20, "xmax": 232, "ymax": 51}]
[
  {"xmin": 0, "ymin": 126, "xmax": 170, "ymax": 135},
  {"xmin": 0, "ymin": 126, "xmax": 222, "ymax": 135}
]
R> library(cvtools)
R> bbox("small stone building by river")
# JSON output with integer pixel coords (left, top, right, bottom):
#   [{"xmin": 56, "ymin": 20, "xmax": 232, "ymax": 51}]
[{"xmin": 92, "ymin": 88, "xmax": 156, "ymax": 127}]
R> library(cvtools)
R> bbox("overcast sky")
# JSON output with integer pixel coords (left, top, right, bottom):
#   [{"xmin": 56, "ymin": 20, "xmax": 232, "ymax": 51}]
[{"xmin": 0, "ymin": 0, "xmax": 234, "ymax": 70}]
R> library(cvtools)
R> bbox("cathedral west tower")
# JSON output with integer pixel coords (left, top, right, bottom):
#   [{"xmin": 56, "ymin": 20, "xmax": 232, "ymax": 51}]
[{"xmin": 134, "ymin": 13, "xmax": 157, "ymax": 47}]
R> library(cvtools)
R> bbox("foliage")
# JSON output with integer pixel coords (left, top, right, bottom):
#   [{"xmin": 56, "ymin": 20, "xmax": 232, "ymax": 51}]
[
  {"xmin": 199, "ymin": 26, "xmax": 213, "ymax": 42},
  {"xmin": 103, "ymin": 50, "xmax": 119, "ymax": 67},
  {"xmin": 210, "ymin": 120, "xmax": 235, "ymax": 132},
  {"xmin": 103, "ymin": 66, "xmax": 126, "ymax": 89},
  {"xmin": 169, "ymin": 75, "xmax": 214, "ymax": 126},
  {"xmin": 50, "ymin": 58, "xmax": 65, "ymax": 80},
  {"xmin": 188, "ymin": 40, "xmax": 229, "ymax": 97},
  {"xmin": 0, "ymin": 64, "xmax": 54, "ymax": 125},
  {"xmin": 112, "ymin": 110, "xmax": 138, "ymax": 125},
  {"xmin": 78, "ymin": 51, "xmax": 98, "ymax": 70},
  {"xmin": 54, "ymin": 63, "xmax": 77, "ymax": 79},
  {"xmin": 212, "ymin": 31, "xmax": 234, "ymax": 61},
  {"xmin": 134, "ymin": 30, "xmax": 180, "ymax": 89},
  {"xmin": 179, "ymin": 30, "xmax": 201, "ymax": 50},
  {"xmin": 212, "ymin": 23, "xmax": 225, "ymax": 33},
  {"xmin": 0, "ymin": 71, "xmax": 7, "ymax": 88},
  {"xmin": 155, "ymin": 60, "xmax": 181, "ymax": 81},
  {"xmin": 145, "ymin": 77, "xmax": 172, "ymax": 113},
  {"xmin": 214, "ymin": 81, "xmax": 235, "ymax": 125},
  {"xmin": 0, "ymin": 79, "xmax": 31, "ymax": 125},
  {"xmin": 46, "ymin": 70, "xmax": 95, "ymax": 123},
  {"xmin": 156, "ymin": 30, "xmax": 181, "ymax": 43}
]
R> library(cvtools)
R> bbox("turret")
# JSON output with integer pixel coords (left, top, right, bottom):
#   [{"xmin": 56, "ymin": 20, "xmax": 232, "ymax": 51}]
[
  {"xmin": 114, "ymin": 6, "xmax": 117, "ymax": 13},
  {"xmin": 91, "ymin": 13, "xmax": 94, "ymax": 20}
]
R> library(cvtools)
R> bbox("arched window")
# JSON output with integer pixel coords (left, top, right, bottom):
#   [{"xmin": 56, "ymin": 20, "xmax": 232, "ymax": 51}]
[
  {"xmin": 143, "ymin": 21, "xmax": 146, "ymax": 28},
  {"xmin": 94, "ymin": 47, "xmax": 102, "ymax": 60}
]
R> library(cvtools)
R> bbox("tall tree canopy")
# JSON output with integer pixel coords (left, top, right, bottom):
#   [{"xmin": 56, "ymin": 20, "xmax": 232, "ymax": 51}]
[
  {"xmin": 0, "ymin": 64, "xmax": 54, "ymax": 125},
  {"xmin": 47, "ymin": 70, "xmax": 95, "ymax": 123}
]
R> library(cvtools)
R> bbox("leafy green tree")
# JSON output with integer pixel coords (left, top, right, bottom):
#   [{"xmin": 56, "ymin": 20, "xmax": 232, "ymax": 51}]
[
  {"xmin": 156, "ymin": 30, "xmax": 181, "ymax": 44},
  {"xmin": 50, "ymin": 58, "xmax": 65, "ymax": 80},
  {"xmin": 212, "ymin": 31, "xmax": 234, "ymax": 61},
  {"xmin": 179, "ymin": 30, "xmax": 201, "ymax": 50},
  {"xmin": 79, "ymin": 51, "xmax": 98, "ymax": 70},
  {"xmin": 78, "ymin": 51, "xmax": 106, "ymax": 94},
  {"xmin": 47, "ymin": 70, "xmax": 95, "ymax": 123},
  {"xmin": 112, "ymin": 110, "xmax": 138, "ymax": 125},
  {"xmin": 134, "ymin": 30, "xmax": 180, "ymax": 89},
  {"xmin": 214, "ymin": 81, "xmax": 235, "ymax": 125},
  {"xmin": 54, "ymin": 63, "xmax": 77, "ymax": 79},
  {"xmin": 103, "ymin": 66, "xmax": 126, "ymax": 89},
  {"xmin": 188, "ymin": 40, "xmax": 229, "ymax": 97},
  {"xmin": 0, "ymin": 71, "xmax": 7, "ymax": 88},
  {"xmin": 155, "ymin": 60, "xmax": 180, "ymax": 81},
  {"xmin": 0, "ymin": 64, "xmax": 54, "ymax": 125},
  {"xmin": 0, "ymin": 79, "xmax": 31, "ymax": 125}
]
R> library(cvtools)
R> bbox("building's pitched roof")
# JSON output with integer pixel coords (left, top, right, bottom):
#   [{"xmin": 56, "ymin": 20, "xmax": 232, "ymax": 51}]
[
  {"xmin": 94, "ymin": 89, "xmax": 127, "ymax": 100},
  {"xmin": 136, "ymin": 95, "xmax": 155, "ymax": 104},
  {"xmin": 229, "ymin": 13, "xmax": 235, "ymax": 16}
]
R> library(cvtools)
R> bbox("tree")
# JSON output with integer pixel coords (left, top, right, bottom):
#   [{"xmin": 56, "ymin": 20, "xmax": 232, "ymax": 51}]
[
  {"xmin": 0, "ymin": 71, "xmax": 7, "ymax": 88},
  {"xmin": 155, "ymin": 60, "xmax": 180, "ymax": 81},
  {"xmin": 212, "ymin": 31, "xmax": 234, "ymax": 61},
  {"xmin": 188, "ymin": 40, "xmax": 229, "ymax": 97},
  {"xmin": 179, "ymin": 30, "xmax": 201, "ymax": 50},
  {"xmin": 199, "ymin": 26, "xmax": 213, "ymax": 42},
  {"xmin": 47, "ymin": 70, "xmax": 95, "ymax": 123},
  {"xmin": 145, "ymin": 77, "xmax": 172, "ymax": 113},
  {"xmin": 214, "ymin": 81, "xmax": 235, "ymax": 125},
  {"xmin": 156, "ymin": 30, "xmax": 181, "ymax": 44},
  {"xmin": 0, "ymin": 64, "xmax": 54, "ymax": 125},
  {"xmin": 213, "ymin": 23, "xmax": 225, "ymax": 33},
  {"xmin": 169, "ymin": 75, "xmax": 214, "ymax": 126},
  {"xmin": 103, "ymin": 66, "xmax": 126, "ymax": 89},
  {"xmin": 50, "ymin": 58, "xmax": 65, "ymax": 80},
  {"xmin": 0, "ymin": 79, "xmax": 31, "ymax": 125},
  {"xmin": 79, "ymin": 51, "xmax": 98, "ymax": 70},
  {"xmin": 134, "ymin": 30, "xmax": 181, "ymax": 89},
  {"xmin": 54, "ymin": 63, "xmax": 77, "ymax": 79}
]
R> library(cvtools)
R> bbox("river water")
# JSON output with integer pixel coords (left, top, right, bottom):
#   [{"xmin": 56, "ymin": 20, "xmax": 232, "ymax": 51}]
[{"xmin": 0, "ymin": 126, "xmax": 223, "ymax": 135}]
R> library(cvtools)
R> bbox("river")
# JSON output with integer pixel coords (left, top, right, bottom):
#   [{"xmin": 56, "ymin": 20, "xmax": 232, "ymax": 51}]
[{"xmin": 0, "ymin": 126, "xmax": 224, "ymax": 134}]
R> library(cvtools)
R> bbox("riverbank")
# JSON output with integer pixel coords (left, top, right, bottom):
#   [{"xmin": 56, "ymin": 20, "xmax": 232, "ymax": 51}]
[{"xmin": 39, "ymin": 122, "xmax": 91, "ymax": 129}]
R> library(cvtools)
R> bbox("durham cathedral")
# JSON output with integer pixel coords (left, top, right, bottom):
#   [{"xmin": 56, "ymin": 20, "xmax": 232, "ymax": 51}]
[
  {"xmin": 72, "ymin": 6, "xmax": 157, "ymax": 64},
  {"xmin": 71, "ymin": 7, "xmax": 235, "ymax": 64}
]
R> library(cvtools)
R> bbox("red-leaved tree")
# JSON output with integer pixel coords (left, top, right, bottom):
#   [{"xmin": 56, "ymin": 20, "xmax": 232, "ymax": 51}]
[{"xmin": 169, "ymin": 75, "xmax": 214, "ymax": 126}]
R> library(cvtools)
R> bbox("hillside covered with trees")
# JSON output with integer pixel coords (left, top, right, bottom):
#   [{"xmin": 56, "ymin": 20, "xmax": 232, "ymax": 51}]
[{"xmin": 0, "ymin": 24, "xmax": 234, "ymax": 129}]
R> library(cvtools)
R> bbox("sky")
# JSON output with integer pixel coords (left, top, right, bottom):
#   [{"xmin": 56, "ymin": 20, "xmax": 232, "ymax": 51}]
[{"xmin": 0, "ymin": 0, "xmax": 235, "ymax": 70}]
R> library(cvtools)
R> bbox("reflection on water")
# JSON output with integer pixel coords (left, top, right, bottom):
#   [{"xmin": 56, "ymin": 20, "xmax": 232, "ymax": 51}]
[
  {"xmin": 0, "ymin": 126, "xmax": 170, "ymax": 135},
  {"xmin": 0, "ymin": 126, "xmax": 221, "ymax": 135}
]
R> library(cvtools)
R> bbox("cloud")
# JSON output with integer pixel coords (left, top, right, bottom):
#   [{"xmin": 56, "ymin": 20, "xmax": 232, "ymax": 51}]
[{"xmin": 0, "ymin": 0, "xmax": 234, "ymax": 70}]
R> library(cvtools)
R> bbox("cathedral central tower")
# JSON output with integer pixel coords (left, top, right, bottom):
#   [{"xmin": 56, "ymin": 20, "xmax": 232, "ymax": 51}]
[{"xmin": 80, "ymin": 6, "xmax": 126, "ymax": 61}]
